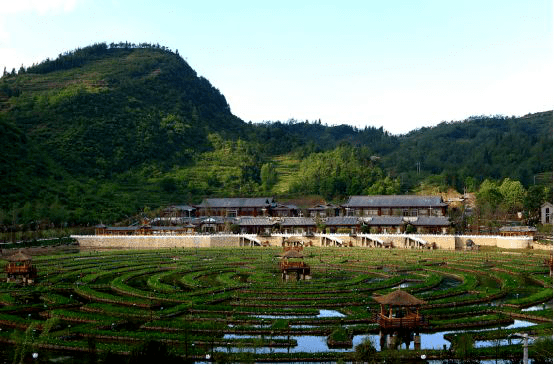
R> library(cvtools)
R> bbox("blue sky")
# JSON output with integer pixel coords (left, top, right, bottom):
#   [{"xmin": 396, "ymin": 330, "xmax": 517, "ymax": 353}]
[{"xmin": 1, "ymin": 0, "xmax": 552, "ymax": 134}]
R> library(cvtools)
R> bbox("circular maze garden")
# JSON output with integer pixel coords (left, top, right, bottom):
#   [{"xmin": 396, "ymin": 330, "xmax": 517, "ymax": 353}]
[{"xmin": 0, "ymin": 245, "xmax": 552, "ymax": 363}]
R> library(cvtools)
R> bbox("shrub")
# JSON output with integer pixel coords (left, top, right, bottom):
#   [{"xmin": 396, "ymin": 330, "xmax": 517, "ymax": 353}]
[
  {"xmin": 530, "ymin": 336, "xmax": 553, "ymax": 364},
  {"xmin": 355, "ymin": 337, "xmax": 377, "ymax": 363}
]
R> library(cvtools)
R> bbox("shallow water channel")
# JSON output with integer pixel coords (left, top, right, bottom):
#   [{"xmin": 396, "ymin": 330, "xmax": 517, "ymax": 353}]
[
  {"xmin": 521, "ymin": 300, "xmax": 552, "ymax": 312},
  {"xmin": 217, "ymin": 309, "xmax": 537, "ymax": 354}
]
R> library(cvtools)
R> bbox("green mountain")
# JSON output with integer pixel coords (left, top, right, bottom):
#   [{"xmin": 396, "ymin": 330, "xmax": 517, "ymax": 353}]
[
  {"xmin": 381, "ymin": 111, "xmax": 553, "ymax": 190},
  {"xmin": 0, "ymin": 43, "xmax": 552, "ymax": 227}
]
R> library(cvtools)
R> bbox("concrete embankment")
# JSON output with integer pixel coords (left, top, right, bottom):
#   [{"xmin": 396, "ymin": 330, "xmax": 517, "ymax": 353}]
[{"xmin": 72, "ymin": 233, "xmax": 534, "ymax": 250}]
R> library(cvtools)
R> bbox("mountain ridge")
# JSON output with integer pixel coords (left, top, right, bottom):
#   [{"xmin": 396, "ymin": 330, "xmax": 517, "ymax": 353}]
[{"xmin": 0, "ymin": 43, "xmax": 551, "ymax": 225}]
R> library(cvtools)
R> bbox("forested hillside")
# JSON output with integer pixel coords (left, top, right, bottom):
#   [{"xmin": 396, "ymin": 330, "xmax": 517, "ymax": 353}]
[
  {"xmin": 382, "ymin": 112, "xmax": 553, "ymax": 191},
  {"xmin": 0, "ymin": 43, "xmax": 551, "ymax": 227}
]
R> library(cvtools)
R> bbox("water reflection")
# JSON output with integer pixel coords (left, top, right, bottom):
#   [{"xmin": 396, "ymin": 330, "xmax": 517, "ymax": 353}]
[
  {"xmin": 218, "ymin": 319, "xmax": 537, "ymax": 354},
  {"xmin": 217, "ymin": 334, "xmax": 376, "ymax": 353},
  {"xmin": 521, "ymin": 300, "xmax": 552, "ymax": 312},
  {"xmin": 252, "ymin": 309, "xmax": 345, "ymax": 319}
]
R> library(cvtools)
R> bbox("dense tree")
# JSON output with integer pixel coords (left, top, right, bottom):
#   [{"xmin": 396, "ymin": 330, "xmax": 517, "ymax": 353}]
[
  {"xmin": 498, "ymin": 178, "xmax": 526, "ymax": 214},
  {"xmin": 0, "ymin": 43, "xmax": 551, "ymax": 227},
  {"xmin": 260, "ymin": 162, "xmax": 277, "ymax": 193}
]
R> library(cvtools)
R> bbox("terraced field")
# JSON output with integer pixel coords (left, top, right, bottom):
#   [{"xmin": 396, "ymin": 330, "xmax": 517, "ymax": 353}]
[{"xmin": 0, "ymin": 246, "xmax": 551, "ymax": 363}]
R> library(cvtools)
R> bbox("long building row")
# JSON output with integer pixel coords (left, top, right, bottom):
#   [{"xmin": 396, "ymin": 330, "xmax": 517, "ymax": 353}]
[{"xmin": 96, "ymin": 195, "xmax": 452, "ymax": 235}]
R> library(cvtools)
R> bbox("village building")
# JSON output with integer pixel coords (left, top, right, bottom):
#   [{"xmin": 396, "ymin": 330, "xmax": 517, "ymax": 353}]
[
  {"xmin": 280, "ymin": 217, "xmax": 317, "ymax": 235},
  {"xmin": 499, "ymin": 225, "xmax": 537, "ymax": 237},
  {"xmin": 195, "ymin": 197, "xmax": 275, "ymax": 217},
  {"xmin": 95, "ymin": 195, "xmax": 453, "ymax": 236},
  {"xmin": 162, "ymin": 205, "xmax": 196, "ymax": 218},
  {"xmin": 325, "ymin": 216, "xmax": 360, "ymax": 234},
  {"xmin": 411, "ymin": 216, "xmax": 451, "ymax": 234},
  {"xmin": 308, "ymin": 203, "xmax": 341, "ymax": 218},
  {"xmin": 272, "ymin": 203, "xmax": 299, "ymax": 217},
  {"xmin": 541, "ymin": 202, "xmax": 552, "ymax": 224},
  {"xmin": 198, "ymin": 217, "xmax": 235, "ymax": 233},
  {"xmin": 362, "ymin": 216, "xmax": 450, "ymax": 234},
  {"xmin": 342, "ymin": 195, "xmax": 447, "ymax": 217},
  {"xmin": 95, "ymin": 223, "xmax": 195, "ymax": 235},
  {"xmin": 239, "ymin": 217, "xmax": 275, "ymax": 235}
]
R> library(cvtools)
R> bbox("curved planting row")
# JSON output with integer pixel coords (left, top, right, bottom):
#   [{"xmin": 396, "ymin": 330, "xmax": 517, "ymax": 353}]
[{"xmin": 0, "ymin": 245, "xmax": 551, "ymax": 363}]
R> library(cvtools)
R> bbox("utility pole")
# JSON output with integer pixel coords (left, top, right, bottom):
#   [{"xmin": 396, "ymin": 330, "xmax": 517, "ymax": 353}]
[
  {"xmin": 523, "ymin": 333, "xmax": 528, "ymax": 364},
  {"xmin": 511, "ymin": 333, "xmax": 530, "ymax": 364}
]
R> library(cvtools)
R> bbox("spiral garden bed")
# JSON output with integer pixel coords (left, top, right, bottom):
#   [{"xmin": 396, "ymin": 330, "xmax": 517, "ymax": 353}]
[{"xmin": 0, "ymin": 245, "xmax": 552, "ymax": 363}]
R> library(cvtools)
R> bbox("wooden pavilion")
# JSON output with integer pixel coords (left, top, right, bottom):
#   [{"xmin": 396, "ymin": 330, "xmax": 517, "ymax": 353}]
[
  {"xmin": 373, "ymin": 289, "xmax": 426, "ymax": 329},
  {"xmin": 372, "ymin": 289, "xmax": 427, "ymax": 350},
  {"xmin": 5, "ymin": 251, "xmax": 37, "ymax": 285},
  {"xmin": 282, "ymin": 236, "xmax": 305, "ymax": 247},
  {"xmin": 279, "ymin": 247, "xmax": 311, "ymax": 280}
]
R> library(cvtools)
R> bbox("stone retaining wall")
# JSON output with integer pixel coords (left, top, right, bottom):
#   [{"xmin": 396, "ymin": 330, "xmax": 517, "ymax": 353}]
[
  {"xmin": 73, "ymin": 235, "xmax": 241, "ymax": 249},
  {"xmin": 72, "ymin": 233, "xmax": 533, "ymax": 251}
]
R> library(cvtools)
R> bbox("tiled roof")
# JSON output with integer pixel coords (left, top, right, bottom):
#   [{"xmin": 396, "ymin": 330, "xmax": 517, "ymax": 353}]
[
  {"xmin": 363, "ymin": 216, "xmax": 449, "ymax": 226},
  {"xmin": 280, "ymin": 217, "xmax": 316, "ymax": 226},
  {"xmin": 196, "ymin": 197, "xmax": 275, "ymax": 208},
  {"xmin": 412, "ymin": 216, "xmax": 450, "ymax": 226},
  {"xmin": 343, "ymin": 195, "xmax": 446, "ymax": 208},
  {"xmin": 200, "ymin": 217, "xmax": 226, "ymax": 224},
  {"xmin": 274, "ymin": 204, "xmax": 299, "ymax": 210},
  {"xmin": 166, "ymin": 205, "xmax": 196, "ymax": 211},
  {"xmin": 150, "ymin": 226, "xmax": 190, "ymax": 230},
  {"xmin": 325, "ymin": 216, "xmax": 360, "ymax": 226},
  {"xmin": 106, "ymin": 226, "xmax": 139, "ymax": 231},
  {"xmin": 309, "ymin": 204, "xmax": 339, "ymax": 210},
  {"xmin": 239, "ymin": 217, "xmax": 275, "ymax": 226},
  {"xmin": 365, "ymin": 216, "xmax": 404, "ymax": 226}
]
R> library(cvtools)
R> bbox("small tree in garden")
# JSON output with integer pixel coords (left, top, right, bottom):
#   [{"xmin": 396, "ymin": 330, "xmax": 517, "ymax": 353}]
[
  {"xmin": 405, "ymin": 224, "xmax": 416, "ymax": 234},
  {"xmin": 530, "ymin": 337, "xmax": 553, "ymax": 364},
  {"xmin": 355, "ymin": 337, "xmax": 377, "ymax": 363},
  {"xmin": 452, "ymin": 333, "xmax": 475, "ymax": 363},
  {"xmin": 129, "ymin": 339, "xmax": 180, "ymax": 363}
]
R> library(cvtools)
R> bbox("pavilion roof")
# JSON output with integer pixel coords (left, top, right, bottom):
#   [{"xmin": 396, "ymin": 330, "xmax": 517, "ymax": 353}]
[
  {"xmin": 7, "ymin": 251, "xmax": 32, "ymax": 262},
  {"xmin": 284, "ymin": 236, "xmax": 305, "ymax": 243},
  {"xmin": 372, "ymin": 289, "xmax": 426, "ymax": 306},
  {"xmin": 281, "ymin": 250, "xmax": 304, "ymax": 259}
]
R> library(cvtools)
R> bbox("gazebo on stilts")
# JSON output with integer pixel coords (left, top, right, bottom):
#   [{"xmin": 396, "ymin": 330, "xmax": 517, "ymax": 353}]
[
  {"xmin": 5, "ymin": 251, "xmax": 37, "ymax": 285},
  {"xmin": 279, "ymin": 247, "xmax": 311, "ymax": 281},
  {"xmin": 372, "ymin": 289, "xmax": 428, "ymax": 350}
]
